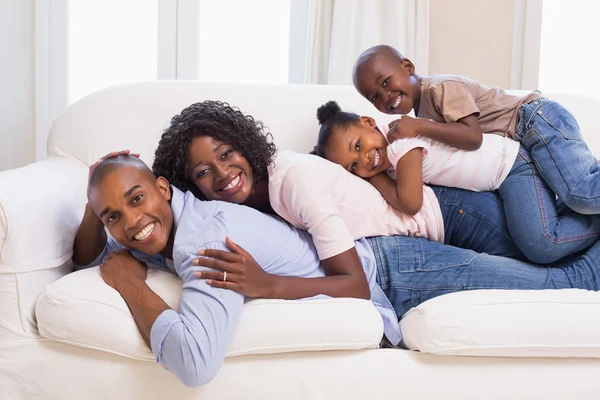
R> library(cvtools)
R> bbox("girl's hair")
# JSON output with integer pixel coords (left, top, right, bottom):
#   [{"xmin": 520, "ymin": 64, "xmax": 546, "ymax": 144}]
[
  {"xmin": 312, "ymin": 101, "xmax": 360, "ymax": 157},
  {"xmin": 152, "ymin": 100, "xmax": 277, "ymax": 200}
]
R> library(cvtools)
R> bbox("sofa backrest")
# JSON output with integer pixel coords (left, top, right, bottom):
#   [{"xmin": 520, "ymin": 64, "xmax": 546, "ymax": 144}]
[
  {"xmin": 47, "ymin": 81, "xmax": 395, "ymax": 168},
  {"xmin": 47, "ymin": 82, "xmax": 600, "ymax": 168}
]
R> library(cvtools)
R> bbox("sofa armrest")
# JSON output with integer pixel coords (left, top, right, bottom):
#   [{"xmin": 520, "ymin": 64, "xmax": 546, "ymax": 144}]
[{"xmin": 0, "ymin": 158, "xmax": 88, "ymax": 273}]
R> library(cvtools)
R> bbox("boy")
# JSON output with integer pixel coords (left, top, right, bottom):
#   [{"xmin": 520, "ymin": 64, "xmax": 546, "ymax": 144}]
[
  {"xmin": 77, "ymin": 154, "xmax": 400, "ymax": 387},
  {"xmin": 352, "ymin": 44, "xmax": 600, "ymax": 215}
]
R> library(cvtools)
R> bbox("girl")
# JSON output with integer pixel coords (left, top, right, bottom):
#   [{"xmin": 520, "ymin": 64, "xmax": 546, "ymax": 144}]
[{"xmin": 314, "ymin": 100, "xmax": 600, "ymax": 264}]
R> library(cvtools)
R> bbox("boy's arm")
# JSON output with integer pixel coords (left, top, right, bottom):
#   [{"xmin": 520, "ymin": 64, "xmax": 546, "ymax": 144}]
[
  {"xmin": 367, "ymin": 148, "xmax": 424, "ymax": 215},
  {"xmin": 391, "ymin": 114, "xmax": 483, "ymax": 150},
  {"xmin": 72, "ymin": 203, "xmax": 108, "ymax": 266},
  {"xmin": 100, "ymin": 248, "xmax": 244, "ymax": 388}
]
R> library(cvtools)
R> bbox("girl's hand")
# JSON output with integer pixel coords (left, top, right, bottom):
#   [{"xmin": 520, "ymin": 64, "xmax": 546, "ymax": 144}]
[
  {"xmin": 387, "ymin": 116, "xmax": 421, "ymax": 142},
  {"xmin": 193, "ymin": 237, "xmax": 277, "ymax": 298}
]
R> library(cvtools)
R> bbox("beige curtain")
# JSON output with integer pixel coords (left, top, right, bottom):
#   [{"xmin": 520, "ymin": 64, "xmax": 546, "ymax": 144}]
[{"xmin": 304, "ymin": 0, "xmax": 430, "ymax": 85}]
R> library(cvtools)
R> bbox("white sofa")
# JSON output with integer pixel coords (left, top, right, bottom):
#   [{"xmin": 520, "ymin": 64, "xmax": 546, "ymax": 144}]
[{"xmin": 2, "ymin": 81, "xmax": 600, "ymax": 399}]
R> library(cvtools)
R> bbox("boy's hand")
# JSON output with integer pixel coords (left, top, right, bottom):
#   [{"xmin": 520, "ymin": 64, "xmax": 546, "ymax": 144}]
[
  {"xmin": 387, "ymin": 116, "xmax": 421, "ymax": 142},
  {"xmin": 100, "ymin": 249, "xmax": 148, "ymax": 293},
  {"xmin": 192, "ymin": 237, "xmax": 276, "ymax": 298}
]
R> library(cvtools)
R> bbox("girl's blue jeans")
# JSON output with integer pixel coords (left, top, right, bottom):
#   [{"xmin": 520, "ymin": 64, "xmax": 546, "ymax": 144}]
[{"xmin": 429, "ymin": 185, "xmax": 524, "ymax": 260}]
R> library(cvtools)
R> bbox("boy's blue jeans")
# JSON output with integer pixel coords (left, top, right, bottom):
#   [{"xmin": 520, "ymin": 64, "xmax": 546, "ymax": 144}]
[
  {"xmin": 497, "ymin": 146, "xmax": 600, "ymax": 263},
  {"xmin": 515, "ymin": 98, "xmax": 600, "ymax": 215},
  {"xmin": 367, "ymin": 235, "xmax": 600, "ymax": 319}
]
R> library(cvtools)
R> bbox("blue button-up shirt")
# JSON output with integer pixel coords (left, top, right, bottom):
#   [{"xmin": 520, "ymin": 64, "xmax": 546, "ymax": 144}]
[{"xmin": 82, "ymin": 187, "xmax": 400, "ymax": 386}]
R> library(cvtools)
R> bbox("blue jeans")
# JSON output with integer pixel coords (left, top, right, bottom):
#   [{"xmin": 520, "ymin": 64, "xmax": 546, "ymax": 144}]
[
  {"xmin": 497, "ymin": 146, "xmax": 600, "ymax": 263},
  {"xmin": 515, "ymin": 98, "xmax": 600, "ymax": 214},
  {"xmin": 429, "ymin": 185, "xmax": 524, "ymax": 259},
  {"xmin": 367, "ymin": 235, "xmax": 600, "ymax": 319}
]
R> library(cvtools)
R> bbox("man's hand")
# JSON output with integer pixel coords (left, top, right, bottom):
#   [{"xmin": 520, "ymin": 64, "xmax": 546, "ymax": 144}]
[
  {"xmin": 99, "ymin": 249, "xmax": 148, "ymax": 293},
  {"xmin": 387, "ymin": 116, "xmax": 422, "ymax": 142}
]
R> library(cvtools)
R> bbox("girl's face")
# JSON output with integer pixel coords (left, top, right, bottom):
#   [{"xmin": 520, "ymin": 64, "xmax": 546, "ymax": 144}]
[
  {"xmin": 186, "ymin": 136, "xmax": 254, "ymax": 204},
  {"xmin": 325, "ymin": 118, "xmax": 392, "ymax": 178}
]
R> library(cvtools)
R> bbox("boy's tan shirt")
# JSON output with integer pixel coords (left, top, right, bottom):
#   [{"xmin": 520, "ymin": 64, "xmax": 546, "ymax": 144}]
[{"xmin": 417, "ymin": 74, "xmax": 540, "ymax": 139}]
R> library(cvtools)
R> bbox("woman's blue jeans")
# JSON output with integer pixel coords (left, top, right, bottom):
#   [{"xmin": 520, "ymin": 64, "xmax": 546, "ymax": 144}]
[{"xmin": 367, "ymin": 235, "xmax": 600, "ymax": 319}]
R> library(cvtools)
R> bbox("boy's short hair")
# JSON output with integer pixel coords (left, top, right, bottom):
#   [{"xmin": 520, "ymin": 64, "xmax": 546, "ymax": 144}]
[
  {"xmin": 89, "ymin": 155, "xmax": 153, "ymax": 189},
  {"xmin": 353, "ymin": 45, "xmax": 406, "ymax": 79}
]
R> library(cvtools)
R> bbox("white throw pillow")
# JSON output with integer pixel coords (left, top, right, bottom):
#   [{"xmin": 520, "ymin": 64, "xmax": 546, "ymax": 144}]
[
  {"xmin": 36, "ymin": 267, "xmax": 384, "ymax": 360},
  {"xmin": 401, "ymin": 289, "xmax": 600, "ymax": 358}
]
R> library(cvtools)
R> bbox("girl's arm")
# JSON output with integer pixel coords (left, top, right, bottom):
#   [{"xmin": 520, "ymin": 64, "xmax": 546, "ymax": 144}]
[
  {"xmin": 391, "ymin": 114, "xmax": 482, "ymax": 150},
  {"xmin": 367, "ymin": 148, "xmax": 424, "ymax": 216}
]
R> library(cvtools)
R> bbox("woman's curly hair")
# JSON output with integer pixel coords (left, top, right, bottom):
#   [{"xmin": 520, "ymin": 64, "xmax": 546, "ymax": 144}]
[{"xmin": 152, "ymin": 100, "xmax": 277, "ymax": 199}]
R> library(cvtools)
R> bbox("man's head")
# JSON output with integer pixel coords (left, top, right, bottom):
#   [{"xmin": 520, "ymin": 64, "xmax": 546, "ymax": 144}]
[
  {"xmin": 352, "ymin": 45, "xmax": 421, "ymax": 115},
  {"xmin": 88, "ymin": 155, "xmax": 173, "ymax": 255}
]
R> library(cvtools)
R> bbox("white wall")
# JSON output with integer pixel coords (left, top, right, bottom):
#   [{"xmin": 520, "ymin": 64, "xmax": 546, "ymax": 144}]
[
  {"xmin": 0, "ymin": 0, "xmax": 35, "ymax": 171},
  {"xmin": 429, "ymin": 0, "xmax": 516, "ymax": 88}
]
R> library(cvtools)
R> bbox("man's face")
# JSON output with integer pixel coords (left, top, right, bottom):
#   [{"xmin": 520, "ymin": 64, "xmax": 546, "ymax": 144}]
[
  {"xmin": 353, "ymin": 54, "xmax": 421, "ymax": 115},
  {"xmin": 89, "ymin": 166, "xmax": 173, "ymax": 255}
]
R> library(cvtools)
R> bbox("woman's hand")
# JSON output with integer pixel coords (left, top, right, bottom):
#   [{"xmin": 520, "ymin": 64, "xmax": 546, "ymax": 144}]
[
  {"xmin": 87, "ymin": 150, "xmax": 140, "ymax": 194},
  {"xmin": 193, "ymin": 237, "xmax": 277, "ymax": 298}
]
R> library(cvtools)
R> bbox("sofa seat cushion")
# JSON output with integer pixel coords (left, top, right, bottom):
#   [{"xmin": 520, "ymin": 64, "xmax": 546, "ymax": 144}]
[
  {"xmin": 401, "ymin": 289, "xmax": 600, "ymax": 358},
  {"xmin": 35, "ymin": 267, "xmax": 384, "ymax": 360}
]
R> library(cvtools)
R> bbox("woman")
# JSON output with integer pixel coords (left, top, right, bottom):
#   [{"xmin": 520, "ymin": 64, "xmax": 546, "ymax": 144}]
[{"xmin": 151, "ymin": 101, "xmax": 600, "ymax": 346}]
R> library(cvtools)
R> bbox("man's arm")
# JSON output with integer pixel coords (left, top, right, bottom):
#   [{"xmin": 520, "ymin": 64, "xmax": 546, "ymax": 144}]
[
  {"xmin": 100, "ymin": 249, "xmax": 244, "ymax": 388},
  {"xmin": 72, "ymin": 203, "xmax": 108, "ymax": 266}
]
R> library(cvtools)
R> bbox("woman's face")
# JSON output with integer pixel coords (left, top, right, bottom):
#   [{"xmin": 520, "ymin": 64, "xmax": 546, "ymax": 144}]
[{"xmin": 186, "ymin": 136, "xmax": 254, "ymax": 204}]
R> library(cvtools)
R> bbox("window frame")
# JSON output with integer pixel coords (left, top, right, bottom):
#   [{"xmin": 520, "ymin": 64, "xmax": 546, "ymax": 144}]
[{"xmin": 35, "ymin": 0, "xmax": 308, "ymax": 160}]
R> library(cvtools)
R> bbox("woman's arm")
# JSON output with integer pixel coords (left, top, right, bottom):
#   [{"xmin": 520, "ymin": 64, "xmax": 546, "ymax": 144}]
[
  {"xmin": 194, "ymin": 237, "xmax": 370, "ymax": 300},
  {"xmin": 368, "ymin": 148, "xmax": 424, "ymax": 215}
]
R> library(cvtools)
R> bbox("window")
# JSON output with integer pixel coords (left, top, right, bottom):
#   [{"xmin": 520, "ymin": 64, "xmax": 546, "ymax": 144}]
[
  {"xmin": 36, "ymin": 0, "xmax": 308, "ymax": 160},
  {"xmin": 67, "ymin": 0, "xmax": 159, "ymax": 104},
  {"xmin": 538, "ymin": 1, "xmax": 600, "ymax": 96},
  {"xmin": 197, "ymin": 0, "xmax": 291, "ymax": 84}
]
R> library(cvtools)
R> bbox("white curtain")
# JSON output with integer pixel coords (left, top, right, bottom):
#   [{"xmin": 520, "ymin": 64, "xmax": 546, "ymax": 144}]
[{"xmin": 304, "ymin": 0, "xmax": 430, "ymax": 85}]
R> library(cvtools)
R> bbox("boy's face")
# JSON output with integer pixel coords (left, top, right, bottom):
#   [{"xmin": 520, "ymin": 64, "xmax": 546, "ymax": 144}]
[
  {"xmin": 89, "ymin": 166, "xmax": 173, "ymax": 255},
  {"xmin": 325, "ymin": 117, "xmax": 392, "ymax": 178},
  {"xmin": 353, "ymin": 54, "xmax": 420, "ymax": 115}
]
